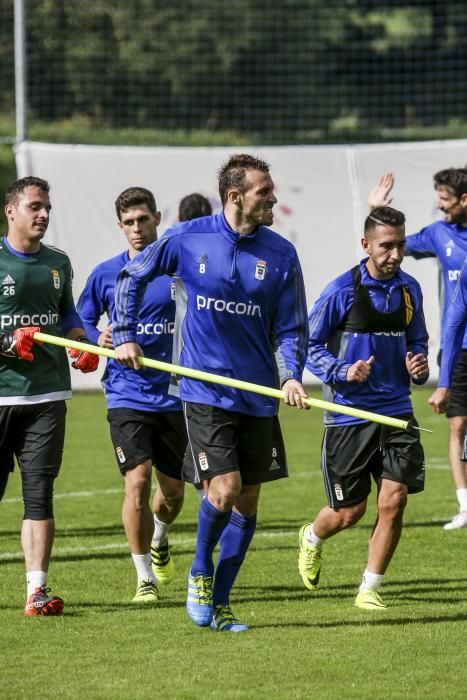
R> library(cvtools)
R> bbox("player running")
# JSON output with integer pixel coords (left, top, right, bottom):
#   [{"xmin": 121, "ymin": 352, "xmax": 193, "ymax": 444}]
[
  {"xmin": 113, "ymin": 154, "xmax": 309, "ymax": 631},
  {"xmin": 78, "ymin": 187, "xmax": 186, "ymax": 603}
]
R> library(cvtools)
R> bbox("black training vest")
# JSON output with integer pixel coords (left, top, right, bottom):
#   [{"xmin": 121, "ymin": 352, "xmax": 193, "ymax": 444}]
[{"xmin": 338, "ymin": 266, "xmax": 414, "ymax": 333}]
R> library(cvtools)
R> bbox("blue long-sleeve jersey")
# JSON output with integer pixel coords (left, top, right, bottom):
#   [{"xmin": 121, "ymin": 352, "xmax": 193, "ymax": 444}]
[
  {"xmin": 405, "ymin": 221, "xmax": 467, "ymax": 348},
  {"xmin": 113, "ymin": 211, "xmax": 308, "ymax": 417},
  {"xmin": 438, "ymin": 259, "xmax": 467, "ymax": 388},
  {"xmin": 77, "ymin": 251, "xmax": 181, "ymax": 412},
  {"xmin": 307, "ymin": 260, "xmax": 429, "ymax": 426}
]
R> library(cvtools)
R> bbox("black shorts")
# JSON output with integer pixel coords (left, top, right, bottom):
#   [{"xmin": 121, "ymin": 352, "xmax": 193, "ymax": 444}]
[
  {"xmin": 107, "ymin": 408, "xmax": 187, "ymax": 479},
  {"xmin": 0, "ymin": 401, "xmax": 66, "ymax": 499},
  {"xmin": 445, "ymin": 350, "xmax": 467, "ymax": 418},
  {"xmin": 321, "ymin": 415, "xmax": 425, "ymax": 509},
  {"xmin": 183, "ymin": 402, "xmax": 287, "ymax": 485}
]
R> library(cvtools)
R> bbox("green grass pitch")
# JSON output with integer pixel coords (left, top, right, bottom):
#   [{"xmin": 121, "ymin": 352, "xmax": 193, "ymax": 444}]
[{"xmin": 0, "ymin": 388, "xmax": 466, "ymax": 699}]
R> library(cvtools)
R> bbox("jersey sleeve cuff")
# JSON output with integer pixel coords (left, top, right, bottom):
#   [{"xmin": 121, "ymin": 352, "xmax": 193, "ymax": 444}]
[
  {"xmin": 112, "ymin": 331, "xmax": 137, "ymax": 347},
  {"xmin": 336, "ymin": 363, "xmax": 351, "ymax": 382}
]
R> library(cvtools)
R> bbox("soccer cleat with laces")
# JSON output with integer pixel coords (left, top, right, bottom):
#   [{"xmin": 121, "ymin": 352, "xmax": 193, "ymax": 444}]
[
  {"xmin": 210, "ymin": 605, "xmax": 249, "ymax": 633},
  {"xmin": 443, "ymin": 512, "xmax": 467, "ymax": 530},
  {"xmin": 355, "ymin": 588, "xmax": 388, "ymax": 610},
  {"xmin": 24, "ymin": 586, "xmax": 64, "ymax": 617},
  {"xmin": 186, "ymin": 571, "xmax": 213, "ymax": 627},
  {"xmin": 298, "ymin": 523, "xmax": 322, "ymax": 590},
  {"xmin": 132, "ymin": 578, "xmax": 160, "ymax": 604},
  {"xmin": 151, "ymin": 542, "xmax": 175, "ymax": 585}
]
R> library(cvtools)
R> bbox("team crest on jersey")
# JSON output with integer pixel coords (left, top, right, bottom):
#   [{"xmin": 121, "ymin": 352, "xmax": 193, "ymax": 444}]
[
  {"xmin": 116, "ymin": 446, "xmax": 126, "ymax": 464},
  {"xmin": 196, "ymin": 255, "xmax": 208, "ymax": 274},
  {"xmin": 446, "ymin": 241, "xmax": 453, "ymax": 257},
  {"xmin": 170, "ymin": 282, "xmax": 176, "ymax": 301},
  {"xmin": 255, "ymin": 260, "xmax": 267, "ymax": 280},
  {"xmin": 198, "ymin": 451, "xmax": 209, "ymax": 471},
  {"xmin": 334, "ymin": 483, "xmax": 344, "ymax": 501},
  {"xmin": 52, "ymin": 270, "xmax": 60, "ymax": 289}
]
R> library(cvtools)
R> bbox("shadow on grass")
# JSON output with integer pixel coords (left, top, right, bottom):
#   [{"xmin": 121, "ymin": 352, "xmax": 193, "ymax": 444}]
[
  {"xmin": 233, "ymin": 576, "xmax": 467, "ymax": 605},
  {"xmin": 255, "ymin": 611, "xmax": 467, "ymax": 630},
  {"xmin": 0, "ymin": 517, "xmax": 449, "ymax": 543}
]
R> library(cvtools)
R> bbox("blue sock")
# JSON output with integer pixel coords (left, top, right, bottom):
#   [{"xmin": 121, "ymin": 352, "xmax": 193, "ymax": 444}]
[
  {"xmin": 191, "ymin": 497, "xmax": 231, "ymax": 578},
  {"xmin": 213, "ymin": 511, "xmax": 257, "ymax": 607}
]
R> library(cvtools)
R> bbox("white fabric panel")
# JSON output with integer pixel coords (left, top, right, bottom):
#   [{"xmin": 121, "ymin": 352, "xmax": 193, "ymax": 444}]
[{"xmin": 15, "ymin": 140, "xmax": 467, "ymax": 389}]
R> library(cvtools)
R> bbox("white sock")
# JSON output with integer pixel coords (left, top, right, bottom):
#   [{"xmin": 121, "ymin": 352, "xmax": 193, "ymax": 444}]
[
  {"xmin": 131, "ymin": 553, "xmax": 156, "ymax": 583},
  {"xmin": 26, "ymin": 570, "xmax": 47, "ymax": 597},
  {"xmin": 456, "ymin": 488, "xmax": 467, "ymax": 513},
  {"xmin": 359, "ymin": 569, "xmax": 384, "ymax": 593},
  {"xmin": 304, "ymin": 523, "xmax": 324, "ymax": 549},
  {"xmin": 152, "ymin": 514, "xmax": 172, "ymax": 546}
]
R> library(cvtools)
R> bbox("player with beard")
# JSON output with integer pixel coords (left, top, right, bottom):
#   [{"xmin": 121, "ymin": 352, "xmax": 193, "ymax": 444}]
[
  {"xmin": 298, "ymin": 206, "xmax": 429, "ymax": 610},
  {"xmin": 113, "ymin": 154, "xmax": 309, "ymax": 632},
  {"xmin": 369, "ymin": 168, "xmax": 467, "ymax": 530}
]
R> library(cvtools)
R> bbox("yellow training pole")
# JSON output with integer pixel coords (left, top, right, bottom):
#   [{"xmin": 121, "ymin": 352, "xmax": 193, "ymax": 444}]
[{"xmin": 34, "ymin": 332, "xmax": 411, "ymax": 430}]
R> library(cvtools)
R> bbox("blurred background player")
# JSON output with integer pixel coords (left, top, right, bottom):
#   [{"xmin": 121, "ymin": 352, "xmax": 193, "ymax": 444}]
[
  {"xmin": 369, "ymin": 169, "xmax": 467, "ymax": 530},
  {"xmin": 299, "ymin": 207, "xmax": 429, "ymax": 610},
  {"xmin": 0, "ymin": 176, "xmax": 98, "ymax": 616},
  {"xmin": 113, "ymin": 154, "xmax": 309, "ymax": 632},
  {"xmin": 178, "ymin": 192, "xmax": 212, "ymax": 222},
  {"xmin": 430, "ymin": 259, "xmax": 467, "ymax": 417},
  {"xmin": 77, "ymin": 187, "xmax": 187, "ymax": 604},
  {"xmin": 178, "ymin": 191, "xmax": 212, "ymax": 501}
]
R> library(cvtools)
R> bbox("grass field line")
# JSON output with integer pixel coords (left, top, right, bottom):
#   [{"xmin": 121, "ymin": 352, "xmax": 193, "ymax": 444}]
[
  {"xmin": 0, "ymin": 529, "xmax": 294, "ymax": 560},
  {"xmin": 1, "ymin": 462, "xmax": 451, "ymax": 506},
  {"xmin": 1, "ymin": 487, "xmax": 124, "ymax": 505}
]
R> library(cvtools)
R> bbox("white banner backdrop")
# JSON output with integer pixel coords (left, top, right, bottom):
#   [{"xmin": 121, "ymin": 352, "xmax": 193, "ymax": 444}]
[{"xmin": 15, "ymin": 139, "xmax": 467, "ymax": 389}]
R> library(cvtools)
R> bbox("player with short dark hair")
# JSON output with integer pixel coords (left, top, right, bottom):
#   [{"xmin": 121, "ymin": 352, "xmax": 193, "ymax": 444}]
[
  {"xmin": 113, "ymin": 154, "xmax": 309, "ymax": 632},
  {"xmin": 78, "ymin": 186, "xmax": 187, "ymax": 603},
  {"xmin": 1, "ymin": 176, "xmax": 98, "ymax": 616},
  {"xmin": 369, "ymin": 168, "xmax": 467, "ymax": 530},
  {"xmin": 299, "ymin": 206, "xmax": 429, "ymax": 610},
  {"xmin": 178, "ymin": 193, "xmax": 212, "ymax": 222}
]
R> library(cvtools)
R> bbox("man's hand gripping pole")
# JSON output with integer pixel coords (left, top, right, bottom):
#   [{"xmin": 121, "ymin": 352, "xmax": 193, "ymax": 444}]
[{"xmin": 33, "ymin": 332, "xmax": 431, "ymax": 432}]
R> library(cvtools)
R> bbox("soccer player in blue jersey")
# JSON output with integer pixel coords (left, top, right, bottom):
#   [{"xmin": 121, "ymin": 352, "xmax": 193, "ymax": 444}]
[
  {"xmin": 369, "ymin": 169, "xmax": 467, "ymax": 530},
  {"xmin": 113, "ymin": 154, "xmax": 309, "ymax": 632},
  {"xmin": 430, "ymin": 260, "xmax": 467, "ymax": 416},
  {"xmin": 298, "ymin": 206, "xmax": 429, "ymax": 610},
  {"xmin": 77, "ymin": 187, "xmax": 186, "ymax": 604}
]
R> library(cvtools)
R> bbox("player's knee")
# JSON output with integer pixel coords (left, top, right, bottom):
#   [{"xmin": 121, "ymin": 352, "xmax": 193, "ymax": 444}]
[
  {"xmin": 125, "ymin": 482, "xmax": 151, "ymax": 513},
  {"xmin": 156, "ymin": 475, "xmax": 185, "ymax": 506},
  {"xmin": 339, "ymin": 502, "xmax": 366, "ymax": 528},
  {"xmin": 449, "ymin": 417, "xmax": 467, "ymax": 439},
  {"xmin": 167, "ymin": 487, "xmax": 185, "ymax": 510},
  {"xmin": 379, "ymin": 489, "xmax": 407, "ymax": 518},
  {"xmin": 209, "ymin": 473, "xmax": 242, "ymax": 510},
  {"xmin": 22, "ymin": 468, "xmax": 56, "ymax": 520}
]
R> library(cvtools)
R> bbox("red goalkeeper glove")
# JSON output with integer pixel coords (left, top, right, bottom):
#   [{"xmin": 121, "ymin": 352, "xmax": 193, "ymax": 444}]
[
  {"xmin": 68, "ymin": 336, "xmax": 99, "ymax": 373},
  {"xmin": 0, "ymin": 326, "xmax": 41, "ymax": 361}
]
